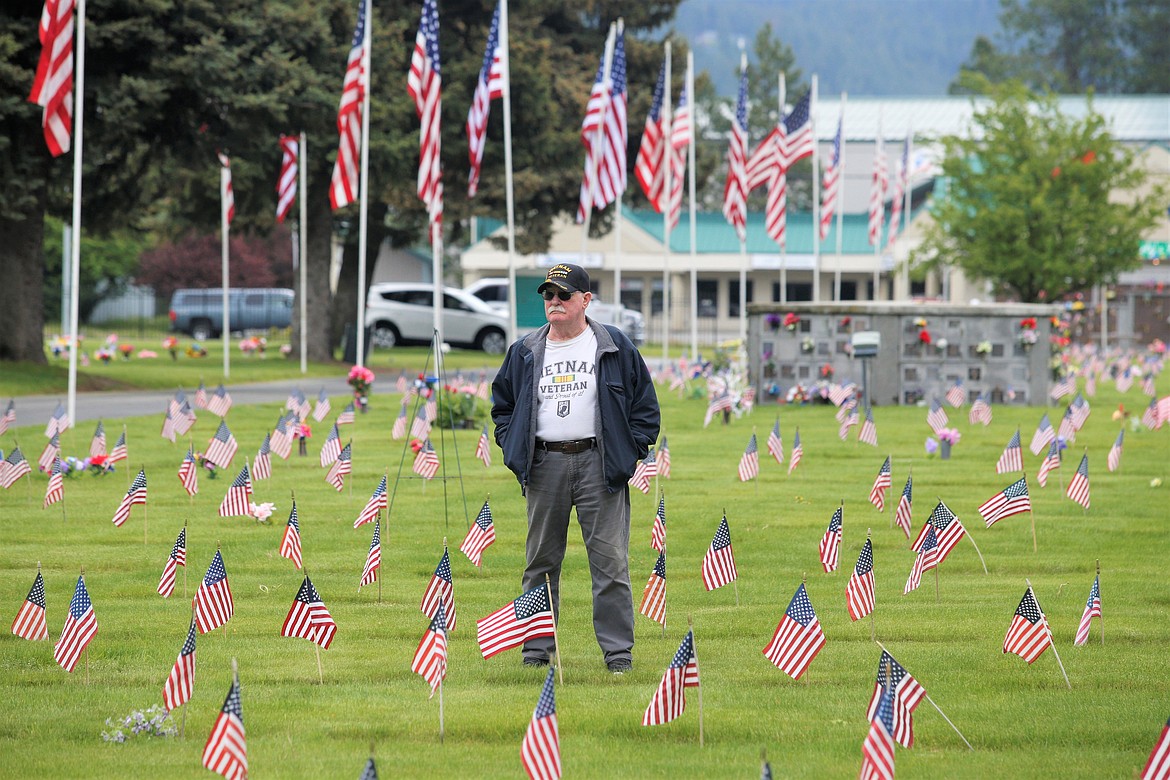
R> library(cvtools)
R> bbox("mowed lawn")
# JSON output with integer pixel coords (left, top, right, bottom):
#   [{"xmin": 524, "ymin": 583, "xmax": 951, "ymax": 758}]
[{"xmin": 0, "ymin": 377, "xmax": 1167, "ymax": 779}]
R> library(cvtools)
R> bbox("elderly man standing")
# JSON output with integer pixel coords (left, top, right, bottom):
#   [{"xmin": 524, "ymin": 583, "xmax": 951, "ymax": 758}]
[{"xmin": 491, "ymin": 264, "xmax": 660, "ymax": 674}]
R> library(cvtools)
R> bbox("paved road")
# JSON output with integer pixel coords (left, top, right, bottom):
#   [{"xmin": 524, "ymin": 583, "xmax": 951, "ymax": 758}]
[{"xmin": 11, "ymin": 376, "xmax": 376, "ymax": 428}]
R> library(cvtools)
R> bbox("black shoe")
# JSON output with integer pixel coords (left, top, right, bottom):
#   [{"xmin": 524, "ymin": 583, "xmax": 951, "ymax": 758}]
[
  {"xmin": 606, "ymin": 658, "xmax": 632, "ymax": 674},
  {"xmin": 523, "ymin": 656, "xmax": 550, "ymax": 668}
]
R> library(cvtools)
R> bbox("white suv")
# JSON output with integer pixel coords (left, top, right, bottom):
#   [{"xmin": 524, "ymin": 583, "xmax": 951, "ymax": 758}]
[
  {"xmin": 465, "ymin": 277, "xmax": 645, "ymax": 345},
  {"xmin": 365, "ymin": 283, "xmax": 509, "ymax": 354}
]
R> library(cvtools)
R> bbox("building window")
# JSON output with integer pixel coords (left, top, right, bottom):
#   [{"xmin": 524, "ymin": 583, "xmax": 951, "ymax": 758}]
[
  {"xmin": 728, "ymin": 279, "xmax": 754, "ymax": 317},
  {"xmin": 840, "ymin": 280, "xmax": 858, "ymax": 301},
  {"xmin": 697, "ymin": 279, "xmax": 718, "ymax": 318},
  {"xmin": 620, "ymin": 279, "xmax": 643, "ymax": 313},
  {"xmin": 910, "ymin": 280, "xmax": 927, "ymax": 297},
  {"xmin": 650, "ymin": 280, "xmax": 664, "ymax": 315},
  {"xmin": 770, "ymin": 282, "xmax": 813, "ymax": 302}
]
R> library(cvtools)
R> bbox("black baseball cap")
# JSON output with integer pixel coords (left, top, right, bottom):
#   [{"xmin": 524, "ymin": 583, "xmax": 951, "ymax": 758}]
[{"xmin": 537, "ymin": 264, "xmax": 590, "ymax": 294}]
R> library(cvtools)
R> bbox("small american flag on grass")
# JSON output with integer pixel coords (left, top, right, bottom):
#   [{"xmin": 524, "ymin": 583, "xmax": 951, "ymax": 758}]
[
  {"xmin": 869, "ymin": 456, "xmax": 891, "ymax": 511},
  {"xmin": 178, "ymin": 448, "xmax": 199, "ymax": 496},
  {"xmin": 279, "ymin": 502, "xmax": 302, "ymax": 570},
  {"xmin": 281, "ymin": 575, "xmax": 337, "ymax": 649},
  {"xmin": 650, "ymin": 494, "xmax": 666, "ymax": 552},
  {"xmin": 252, "ymin": 433, "xmax": 272, "ymax": 481},
  {"xmin": 1003, "ymin": 586, "xmax": 1053, "ymax": 664},
  {"xmin": 43, "ymin": 457, "xmax": 63, "ymax": 508},
  {"xmin": 206, "ymin": 384, "xmax": 233, "ymax": 417},
  {"xmin": 475, "ymin": 585, "xmax": 555, "ymax": 659},
  {"xmin": 1066, "ymin": 453, "xmax": 1090, "ymax": 509},
  {"xmin": 630, "ymin": 449, "xmax": 657, "ymax": 493},
  {"xmin": 522, "ymin": 667, "xmax": 561, "ymax": 780},
  {"xmin": 926, "ymin": 399, "xmax": 948, "ymax": 433},
  {"xmin": 867, "ymin": 649, "xmax": 926, "ymax": 749},
  {"xmin": 475, "ymin": 424, "xmax": 492, "ymax": 467},
  {"xmin": 112, "ymin": 469, "xmax": 148, "ymax": 527},
  {"xmin": 893, "ymin": 474, "xmax": 913, "ymax": 539},
  {"xmin": 460, "ymin": 500, "xmax": 495, "ymax": 567},
  {"xmin": 205, "ymin": 421, "xmax": 238, "ymax": 469},
  {"xmin": 1107, "ymin": 430, "xmax": 1124, "ymax": 472},
  {"xmin": 1029, "ymin": 412, "xmax": 1055, "ymax": 455},
  {"xmin": 978, "ymin": 477, "xmax": 1032, "ymax": 528},
  {"xmin": 420, "ymin": 548, "xmax": 456, "ymax": 632},
  {"xmin": 319, "ymin": 423, "xmax": 341, "ymax": 467},
  {"xmin": 639, "ymin": 550, "xmax": 666, "ymax": 626},
  {"xmin": 1073, "ymin": 574, "xmax": 1101, "ymax": 647},
  {"xmin": 218, "ymin": 464, "xmax": 253, "ymax": 517},
  {"xmin": 642, "ymin": 629, "xmax": 700, "ymax": 726},
  {"xmin": 354, "ymin": 475, "xmax": 387, "ymax": 528},
  {"xmin": 162, "ymin": 621, "xmax": 196, "ymax": 711},
  {"xmin": 201, "ymin": 671, "xmax": 246, "ymax": 780},
  {"xmin": 54, "ymin": 574, "xmax": 97, "ymax": 673},
  {"xmin": 195, "ymin": 550, "xmax": 234, "ymax": 633},
  {"xmin": 819, "ymin": 506, "xmax": 843, "ymax": 573},
  {"xmin": 11, "ymin": 570, "xmax": 49, "ymax": 640},
  {"xmin": 413, "ymin": 438, "xmax": 440, "ymax": 480},
  {"xmin": 766, "ymin": 419, "xmax": 783, "ymax": 464},
  {"xmin": 762, "ymin": 582, "xmax": 825, "ymax": 680},
  {"xmin": 325, "ymin": 442, "xmax": 352, "ymax": 491},
  {"xmin": 996, "ymin": 429, "xmax": 1023, "ymax": 474},
  {"xmin": 701, "ymin": 515, "xmax": 737, "ymax": 591},
  {"xmin": 410, "ymin": 602, "xmax": 447, "ymax": 697},
  {"xmin": 158, "ymin": 526, "xmax": 187, "ymax": 598},
  {"xmin": 846, "ymin": 538, "xmax": 875, "ymax": 621},
  {"xmin": 360, "ymin": 520, "xmax": 381, "ymax": 587}
]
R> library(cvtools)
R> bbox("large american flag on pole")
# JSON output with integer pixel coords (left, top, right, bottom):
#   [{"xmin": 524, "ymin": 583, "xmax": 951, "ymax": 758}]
[
  {"xmin": 28, "ymin": 0, "xmax": 75, "ymax": 157},
  {"xmin": 634, "ymin": 60, "xmax": 666, "ymax": 212},
  {"xmin": 886, "ymin": 136, "xmax": 909, "ymax": 247},
  {"xmin": 576, "ymin": 24, "xmax": 625, "ymax": 222},
  {"xmin": 722, "ymin": 54, "xmax": 749, "ymax": 241},
  {"xmin": 867, "ymin": 131, "xmax": 887, "ymax": 246},
  {"xmin": 408, "ymin": 0, "xmax": 443, "ymax": 226},
  {"xmin": 762, "ymin": 582, "xmax": 826, "ymax": 680},
  {"xmin": 819, "ymin": 108, "xmax": 843, "ymax": 241},
  {"xmin": 329, "ymin": 0, "xmax": 367, "ymax": 210},
  {"xmin": 276, "ymin": 135, "xmax": 298, "ymax": 222},
  {"xmin": 666, "ymin": 81, "xmax": 690, "ymax": 231},
  {"xmin": 466, "ymin": 2, "xmax": 503, "ymax": 197}
]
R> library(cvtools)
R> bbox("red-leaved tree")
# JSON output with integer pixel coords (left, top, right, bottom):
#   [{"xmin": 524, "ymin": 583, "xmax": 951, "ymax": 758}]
[{"xmin": 137, "ymin": 227, "xmax": 295, "ymax": 303}]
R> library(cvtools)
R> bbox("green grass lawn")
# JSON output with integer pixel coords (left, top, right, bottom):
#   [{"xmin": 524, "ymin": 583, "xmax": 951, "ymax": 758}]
[{"xmin": 0, "ymin": 374, "xmax": 1167, "ymax": 778}]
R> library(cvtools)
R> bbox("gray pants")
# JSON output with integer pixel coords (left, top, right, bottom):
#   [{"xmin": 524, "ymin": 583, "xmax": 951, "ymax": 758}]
[{"xmin": 522, "ymin": 447, "xmax": 633, "ymax": 664}]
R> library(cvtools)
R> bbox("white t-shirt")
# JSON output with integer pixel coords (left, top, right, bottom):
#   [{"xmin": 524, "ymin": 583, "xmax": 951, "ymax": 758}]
[{"xmin": 535, "ymin": 327, "xmax": 598, "ymax": 441}]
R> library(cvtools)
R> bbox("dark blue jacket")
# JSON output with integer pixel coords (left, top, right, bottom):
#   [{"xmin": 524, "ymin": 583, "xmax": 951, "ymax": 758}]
[{"xmin": 491, "ymin": 320, "xmax": 660, "ymax": 493}]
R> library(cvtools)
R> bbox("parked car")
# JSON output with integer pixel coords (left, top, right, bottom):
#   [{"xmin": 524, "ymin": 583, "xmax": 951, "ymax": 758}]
[
  {"xmin": 365, "ymin": 283, "xmax": 509, "ymax": 354},
  {"xmin": 464, "ymin": 277, "xmax": 646, "ymax": 344},
  {"xmin": 168, "ymin": 288, "xmax": 294, "ymax": 341}
]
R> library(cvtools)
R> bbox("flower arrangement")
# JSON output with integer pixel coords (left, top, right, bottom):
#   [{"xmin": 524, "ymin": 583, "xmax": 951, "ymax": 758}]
[
  {"xmin": 783, "ymin": 312, "xmax": 801, "ymax": 332},
  {"xmin": 820, "ymin": 363, "xmax": 834, "ymax": 380},
  {"xmin": 976, "ymin": 340, "xmax": 992, "ymax": 355},
  {"xmin": 240, "ymin": 336, "xmax": 267, "ymax": 356},
  {"xmin": 924, "ymin": 437, "xmax": 939, "ymax": 456},
  {"xmin": 59, "ymin": 455, "xmax": 114, "ymax": 477},
  {"xmin": 786, "ymin": 384, "xmax": 809, "ymax": 404},
  {"xmin": 436, "ymin": 384, "xmax": 488, "ymax": 429},
  {"xmin": 348, "ymin": 365, "xmax": 375, "ymax": 400},
  {"xmin": 800, "ymin": 336, "xmax": 815, "ymax": 354},
  {"xmin": 914, "ymin": 317, "xmax": 928, "ymax": 329},
  {"xmin": 95, "ymin": 347, "xmax": 113, "ymax": 364},
  {"xmin": 249, "ymin": 502, "xmax": 276, "ymax": 524},
  {"xmin": 918, "ymin": 329, "xmax": 932, "ymax": 345},
  {"xmin": 1150, "ymin": 339, "xmax": 1166, "ymax": 355},
  {"xmin": 102, "ymin": 706, "xmax": 177, "ymax": 743},
  {"xmin": 838, "ymin": 316, "xmax": 852, "ymax": 329},
  {"xmin": 162, "ymin": 336, "xmax": 179, "ymax": 360},
  {"xmin": 765, "ymin": 312, "xmax": 782, "ymax": 331},
  {"xmin": 1019, "ymin": 317, "xmax": 1037, "ymax": 330},
  {"xmin": 937, "ymin": 428, "xmax": 961, "ymax": 445},
  {"xmin": 935, "ymin": 337, "xmax": 949, "ymax": 351},
  {"xmin": 295, "ymin": 423, "xmax": 311, "ymax": 455},
  {"xmin": 118, "ymin": 343, "xmax": 134, "ymax": 360},
  {"xmin": 193, "ymin": 452, "xmax": 217, "ymax": 479},
  {"xmin": 186, "ymin": 343, "xmax": 208, "ymax": 358},
  {"xmin": 136, "ymin": 350, "xmax": 158, "ymax": 359},
  {"xmin": 280, "ymin": 343, "xmax": 293, "ymax": 357},
  {"xmin": 410, "ymin": 438, "xmax": 425, "ymax": 454}
]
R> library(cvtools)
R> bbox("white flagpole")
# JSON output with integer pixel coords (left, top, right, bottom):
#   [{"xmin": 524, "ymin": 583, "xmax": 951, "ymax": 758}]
[
  {"xmin": 873, "ymin": 110, "xmax": 884, "ymax": 300},
  {"xmin": 777, "ymin": 72, "xmax": 787, "ymax": 305},
  {"xmin": 299, "ymin": 131, "xmax": 308, "ymax": 374},
  {"xmin": 66, "ymin": 0, "xmax": 88, "ymax": 431},
  {"xmin": 897, "ymin": 129, "xmax": 912, "ymax": 300},
  {"xmin": 220, "ymin": 158, "xmax": 231, "ymax": 379},
  {"xmin": 810, "ymin": 73, "xmax": 820, "ymax": 303},
  {"xmin": 737, "ymin": 50, "xmax": 748, "ymax": 346},
  {"xmin": 833, "ymin": 93, "xmax": 847, "ymax": 302},
  {"xmin": 660, "ymin": 41, "xmax": 672, "ymax": 368},
  {"xmin": 686, "ymin": 51, "xmax": 698, "ymax": 363},
  {"xmin": 500, "ymin": 0, "xmax": 519, "ymax": 344},
  {"xmin": 356, "ymin": 0, "xmax": 373, "ymax": 368},
  {"xmin": 580, "ymin": 23, "xmax": 617, "ymax": 256}
]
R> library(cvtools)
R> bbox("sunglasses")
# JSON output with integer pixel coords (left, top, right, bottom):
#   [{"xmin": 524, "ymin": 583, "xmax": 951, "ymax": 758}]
[{"xmin": 541, "ymin": 290, "xmax": 575, "ymax": 301}]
